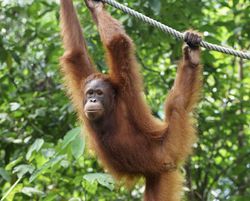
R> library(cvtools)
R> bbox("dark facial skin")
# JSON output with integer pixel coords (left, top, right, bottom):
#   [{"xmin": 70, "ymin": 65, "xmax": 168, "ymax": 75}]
[{"xmin": 84, "ymin": 79, "xmax": 114, "ymax": 121}]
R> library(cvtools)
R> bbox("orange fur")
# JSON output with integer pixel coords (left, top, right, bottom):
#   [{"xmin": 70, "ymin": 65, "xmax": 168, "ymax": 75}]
[{"xmin": 59, "ymin": 1, "xmax": 202, "ymax": 200}]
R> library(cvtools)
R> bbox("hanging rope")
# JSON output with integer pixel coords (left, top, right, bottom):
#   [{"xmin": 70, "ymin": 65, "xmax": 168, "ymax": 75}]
[{"xmin": 101, "ymin": 0, "xmax": 250, "ymax": 60}]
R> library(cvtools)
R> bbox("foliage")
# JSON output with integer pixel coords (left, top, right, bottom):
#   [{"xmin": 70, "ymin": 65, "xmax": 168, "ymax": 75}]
[{"xmin": 0, "ymin": 0, "xmax": 250, "ymax": 200}]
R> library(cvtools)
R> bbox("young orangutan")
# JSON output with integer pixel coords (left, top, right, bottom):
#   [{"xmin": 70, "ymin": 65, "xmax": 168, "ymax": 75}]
[{"xmin": 60, "ymin": 0, "xmax": 202, "ymax": 200}]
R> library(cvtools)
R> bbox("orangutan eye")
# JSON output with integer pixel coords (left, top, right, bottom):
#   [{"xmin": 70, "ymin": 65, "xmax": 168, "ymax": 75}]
[
  {"xmin": 96, "ymin": 90, "xmax": 103, "ymax": 95},
  {"xmin": 87, "ymin": 89, "xmax": 94, "ymax": 95}
]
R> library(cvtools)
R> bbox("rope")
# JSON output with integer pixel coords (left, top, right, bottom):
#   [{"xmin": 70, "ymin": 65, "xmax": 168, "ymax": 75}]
[{"xmin": 101, "ymin": 0, "xmax": 250, "ymax": 60}]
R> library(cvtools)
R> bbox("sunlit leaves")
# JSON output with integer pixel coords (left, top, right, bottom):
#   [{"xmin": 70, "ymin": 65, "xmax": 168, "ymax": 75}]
[
  {"xmin": 83, "ymin": 173, "xmax": 115, "ymax": 191},
  {"xmin": 9, "ymin": 102, "xmax": 20, "ymax": 111},
  {"xmin": 21, "ymin": 187, "xmax": 44, "ymax": 197},
  {"xmin": 26, "ymin": 139, "xmax": 44, "ymax": 160},
  {"xmin": 13, "ymin": 164, "xmax": 35, "ymax": 179},
  {"xmin": 61, "ymin": 127, "xmax": 81, "ymax": 149},
  {"xmin": 29, "ymin": 155, "xmax": 66, "ymax": 182},
  {"xmin": 29, "ymin": 127, "xmax": 84, "ymax": 182},
  {"xmin": 71, "ymin": 132, "xmax": 85, "ymax": 159}
]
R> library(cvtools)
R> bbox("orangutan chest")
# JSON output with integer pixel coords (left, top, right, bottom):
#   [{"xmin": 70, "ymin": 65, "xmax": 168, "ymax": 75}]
[{"xmin": 99, "ymin": 130, "xmax": 155, "ymax": 172}]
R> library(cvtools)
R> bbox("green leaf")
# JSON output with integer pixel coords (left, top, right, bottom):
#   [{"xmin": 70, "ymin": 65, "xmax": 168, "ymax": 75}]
[
  {"xmin": 10, "ymin": 102, "xmax": 20, "ymax": 111},
  {"xmin": 61, "ymin": 127, "xmax": 81, "ymax": 149},
  {"xmin": 5, "ymin": 183, "xmax": 23, "ymax": 201},
  {"xmin": 81, "ymin": 179, "xmax": 98, "ymax": 195},
  {"xmin": 26, "ymin": 139, "xmax": 44, "ymax": 160},
  {"xmin": 149, "ymin": 0, "xmax": 161, "ymax": 14},
  {"xmin": 13, "ymin": 164, "xmax": 35, "ymax": 178},
  {"xmin": 60, "ymin": 160, "xmax": 70, "ymax": 168},
  {"xmin": 69, "ymin": 198, "xmax": 81, "ymax": 201},
  {"xmin": 6, "ymin": 52, "xmax": 13, "ymax": 69},
  {"xmin": 21, "ymin": 187, "xmax": 44, "ymax": 197},
  {"xmin": 0, "ymin": 168, "xmax": 11, "ymax": 182},
  {"xmin": 41, "ymin": 193, "xmax": 57, "ymax": 201},
  {"xmin": 29, "ymin": 155, "xmax": 65, "ymax": 182},
  {"xmin": 6, "ymin": 157, "xmax": 23, "ymax": 171},
  {"xmin": 83, "ymin": 173, "xmax": 115, "ymax": 191},
  {"xmin": 233, "ymin": 0, "xmax": 239, "ymax": 6},
  {"xmin": 71, "ymin": 133, "xmax": 85, "ymax": 159}
]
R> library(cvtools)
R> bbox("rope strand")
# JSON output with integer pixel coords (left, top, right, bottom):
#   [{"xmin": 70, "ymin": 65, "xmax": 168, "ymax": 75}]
[{"xmin": 101, "ymin": 0, "xmax": 250, "ymax": 60}]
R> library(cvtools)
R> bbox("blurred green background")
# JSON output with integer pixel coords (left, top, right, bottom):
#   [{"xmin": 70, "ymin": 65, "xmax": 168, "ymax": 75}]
[{"xmin": 0, "ymin": 0, "xmax": 249, "ymax": 200}]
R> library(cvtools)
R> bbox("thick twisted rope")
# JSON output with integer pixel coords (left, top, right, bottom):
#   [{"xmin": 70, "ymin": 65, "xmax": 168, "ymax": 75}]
[{"xmin": 101, "ymin": 0, "xmax": 250, "ymax": 60}]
